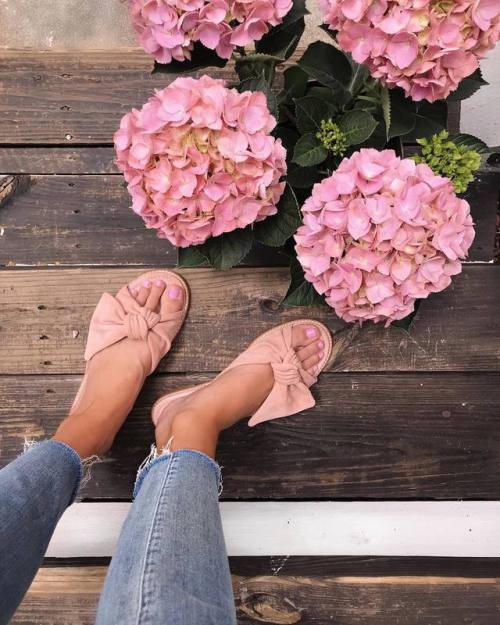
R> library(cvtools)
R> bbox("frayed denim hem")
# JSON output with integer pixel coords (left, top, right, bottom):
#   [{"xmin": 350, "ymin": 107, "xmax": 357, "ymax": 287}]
[
  {"xmin": 21, "ymin": 439, "xmax": 99, "ymax": 503},
  {"xmin": 134, "ymin": 446, "xmax": 222, "ymax": 499}
]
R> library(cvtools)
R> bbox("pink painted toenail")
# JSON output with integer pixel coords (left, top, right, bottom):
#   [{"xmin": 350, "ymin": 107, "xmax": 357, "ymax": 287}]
[
  {"xmin": 155, "ymin": 279, "xmax": 165, "ymax": 287},
  {"xmin": 131, "ymin": 288, "xmax": 138, "ymax": 296},
  {"xmin": 319, "ymin": 351, "xmax": 324, "ymax": 360},
  {"xmin": 143, "ymin": 280, "xmax": 151, "ymax": 288},
  {"xmin": 306, "ymin": 327, "xmax": 318, "ymax": 338},
  {"xmin": 317, "ymin": 340, "xmax": 324, "ymax": 349},
  {"xmin": 167, "ymin": 285, "xmax": 182, "ymax": 300}
]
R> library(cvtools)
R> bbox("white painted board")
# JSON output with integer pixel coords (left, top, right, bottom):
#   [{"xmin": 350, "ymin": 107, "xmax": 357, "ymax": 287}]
[{"xmin": 47, "ymin": 501, "xmax": 500, "ymax": 558}]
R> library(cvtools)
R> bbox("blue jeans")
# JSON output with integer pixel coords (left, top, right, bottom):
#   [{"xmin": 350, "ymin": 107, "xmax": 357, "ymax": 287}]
[{"xmin": 0, "ymin": 440, "xmax": 236, "ymax": 625}]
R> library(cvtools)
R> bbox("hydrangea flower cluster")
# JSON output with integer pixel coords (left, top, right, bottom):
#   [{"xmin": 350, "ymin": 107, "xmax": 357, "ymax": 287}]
[
  {"xmin": 129, "ymin": 0, "xmax": 293, "ymax": 64},
  {"xmin": 294, "ymin": 149, "xmax": 475, "ymax": 324},
  {"xmin": 413, "ymin": 131, "xmax": 481, "ymax": 194},
  {"xmin": 318, "ymin": 0, "xmax": 500, "ymax": 102},
  {"xmin": 114, "ymin": 75, "xmax": 287, "ymax": 248},
  {"xmin": 316, "ymin": 119, "xmax": 348, "ymax": 156}
]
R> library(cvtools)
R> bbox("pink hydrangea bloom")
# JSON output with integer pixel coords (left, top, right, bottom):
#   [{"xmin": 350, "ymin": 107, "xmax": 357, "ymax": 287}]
[
  {"xmin": 294, "ymin": 149, "xmax": 475, "ymax": 324},
  {"xmin": 318, "ymin": 0, "xmax": 500, "ymax": 101},
  {"xmin": 114, "ymin": 75, "xmax": 287, "ymax": 248},
  {"xmin": 129, "ymin": 0, "xmax": 293, "ymax": 63}
]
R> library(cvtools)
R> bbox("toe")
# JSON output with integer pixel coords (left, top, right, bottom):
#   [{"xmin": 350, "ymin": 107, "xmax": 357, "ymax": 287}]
[
  {"xmin": 136, "ymin": 280, "xmax": 152, "ymax": 307},
  {"xmin": 164, "ymin": 282, "xmax": 185, "ymax": 313},
  {"xmin": 292, "ymin": 323, "xmax": 321, "ymax": 349},
  {"xmin": 303, "ymin": 351, "xmax": 324, "ymax": 374},
  {"xmin": 130, "ymin": 287, "xmax": 139, "ymax": 301},
  {"xmin": 297, "ymin": 339, "xmax": 324, "ymax": 365},
  {"xmin": 145, "ymin": 279, "xmax": 166, "ymax": 311}
]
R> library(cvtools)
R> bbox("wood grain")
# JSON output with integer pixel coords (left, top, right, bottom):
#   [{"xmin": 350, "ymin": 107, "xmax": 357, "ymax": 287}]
[
  {"xmin": 0, "ymin": 50, "xmax": 232, "ymax": 145},
  {"xmin": 0, "ymin": 267, "xmax": 498, "ymax": 375},
  {"xmin": 1, "ymin": 372, "xmax": 499, "ymax": 499},
  {"xmin": 12, "ymin": 566, "xmax": 500, "ymax": 625},
  {"xmin": 0, "ymin": 175, "xmax": 283, "ymax": 267},
  {"xmin": 0, "ymin": 148, "xmax": 118, "ymax": 174}
]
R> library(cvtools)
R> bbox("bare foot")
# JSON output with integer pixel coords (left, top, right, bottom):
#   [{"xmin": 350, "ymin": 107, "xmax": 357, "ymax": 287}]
[
  {"xmin": 155, "ymin": 324, "xmax": 325, "ymax": 458},
  {"xmin": 53, "ymin": 279, "xmax": 185, "ymax": 458}
]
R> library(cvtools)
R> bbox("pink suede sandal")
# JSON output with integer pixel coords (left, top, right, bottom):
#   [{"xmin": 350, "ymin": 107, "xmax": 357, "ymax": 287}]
[
  {"xmin": 72, "ymin": 270, "xmax": 189, "ymax": 411},
  {"xmin": 152, "ymin": 319, "xmax": 332, "ymax": 428}
]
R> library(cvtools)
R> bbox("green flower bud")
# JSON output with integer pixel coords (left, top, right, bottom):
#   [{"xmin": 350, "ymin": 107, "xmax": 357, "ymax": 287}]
[
  {"xmin": 316, "ymin": 119, "xmax": 348, "ymax": 157},
  {"xmin": 413, "ymin": 130, "xmax": 481, "ymax": 194}
]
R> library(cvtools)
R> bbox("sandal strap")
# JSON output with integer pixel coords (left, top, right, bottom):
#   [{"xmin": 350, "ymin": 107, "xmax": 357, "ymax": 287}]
[
  {"xmin": 84, "ymin": 289, "xmax": 184, "ymax": 374},
  {"xmin": 222, "ymin": 324, "xmax": 317, "ymax": 427}
]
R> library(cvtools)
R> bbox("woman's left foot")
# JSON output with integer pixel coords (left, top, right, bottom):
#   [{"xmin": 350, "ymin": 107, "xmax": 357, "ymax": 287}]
[
  {"xmin": 154, "ymin": 323, "xmax": 327, "ymax": 457},
  {"xmin": 53, "ymin": 278, "xmax": 186, "ymax": 458}
]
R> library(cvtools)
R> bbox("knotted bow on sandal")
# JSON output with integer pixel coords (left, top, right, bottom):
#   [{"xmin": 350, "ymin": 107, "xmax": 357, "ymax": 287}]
[
  {"xmin": 152, "ymin": 319, "xmax": 332, "ymax": 428},
  {"xmin": 72, "ymin": 270, "xmax": 189, "ymax": 412}
]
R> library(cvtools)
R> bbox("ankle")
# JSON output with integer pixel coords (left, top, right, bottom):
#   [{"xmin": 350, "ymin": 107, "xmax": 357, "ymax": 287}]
[
  {"xmin": 155, "ymin": 408, "xmax": 220, "ymax": 458},
  {"xmin": 53, "ymin": 413, "xmax": 115, "ymax": 458}
]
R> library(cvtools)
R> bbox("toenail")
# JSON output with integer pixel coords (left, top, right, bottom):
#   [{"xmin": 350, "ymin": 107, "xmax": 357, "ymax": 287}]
[
  {"xmin": 131, "ymin": 288, "xmax": 138, "ymax": 296},
  {"xmin": 167, "ymin": 285, "xmax": 182, "ymax": 300},
  {"xmin": 143, "ymin": 280, "xmax": 151, "ymax": 288},
  {"xmin": 306, "ymin": 326, "xmax": 318, "ymax": 338},
  {"xmin": 317, "ymin": 340, "xmax": 324, "ymax": 349},
  {"xmin": 319, "ymin": 351, "xmax": 324, "ymax": 360},
  {"xmin": 155, "ymin": 279, "xmax": 165, "ymax": 287}
]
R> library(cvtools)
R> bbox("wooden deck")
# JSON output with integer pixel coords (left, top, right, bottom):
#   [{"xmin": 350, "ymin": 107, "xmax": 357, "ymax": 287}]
[{"xmin": 1, "ymin": 50, "xmax": 500, "ymax": 624}]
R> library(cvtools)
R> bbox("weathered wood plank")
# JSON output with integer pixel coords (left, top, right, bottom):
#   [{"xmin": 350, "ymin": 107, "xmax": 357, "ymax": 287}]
[
  {"xmin": 0, "ymin": 173, "xmax": 497, "ymax": 266},
  {"xmin": 1, "ymin": 372, "xmax": 499, "ymax": 499},
  {"xmin": 0, "ymin": 50, "xmax": 233, "ymax": 145},
  {"xmin": 0, "ymin": 148, "xmax": 118, "ymax": 174},
  {"xmin": 13, "ymin": 566, "xmax": 500, "ymax": 625},
  {"xmin": 0, "ymin": 175, "xmax": 283, "ymax": 267},
  {"xmin": 0, "ymin": 267, "xmax": 498, "ymax": 375},
  {"xmin": 463, "ymin": 166, "xmax": 500, "ymax": 262}
]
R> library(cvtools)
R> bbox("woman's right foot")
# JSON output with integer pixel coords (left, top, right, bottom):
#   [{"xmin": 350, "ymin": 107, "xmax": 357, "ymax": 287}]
[{"xmin": 155, "ymin": 323, "xmax": 326, "ymax": 457}]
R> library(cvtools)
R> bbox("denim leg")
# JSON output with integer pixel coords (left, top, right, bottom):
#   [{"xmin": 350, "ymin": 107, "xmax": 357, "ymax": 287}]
[
  {"xmin": 95, "ymin": 449, "xmax": 236, "ymax": 625},
  {"xmin": 0, "ymin": 440, "xmax": 82, "ymax": 625}
]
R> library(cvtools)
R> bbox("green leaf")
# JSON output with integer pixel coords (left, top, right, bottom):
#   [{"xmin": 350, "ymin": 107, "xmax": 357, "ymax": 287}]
[
  {"xmin": 449, "ymin": 133, "xmax": 490, "ymax": 155},
  {"xmin": 298, "ymin": 42, "xmax": 352, "ymax": 102},
  {"xmin": 387, "ymin": 88, "xmax": 416, "ymax": 139},
  {"xmin": 287, "ymin": 164, "xmax": 321, "ymax": 188},
  {"xmin": 447, "ymin": 68, "xmax": 488, "ymax": 101},
  {"xmin": 153, "ymin": 44, "xmax": 228, "ymax": 74},
  {"xmin": 197, "ymin": 227, "xmax": 254, "ymax": 270},
  {"xmin": 235, "ymin": 53, "xmax": 277, "ymax": 82},
  {"xmin": 292, "ymin": 133, "xmax": 328, "ymax": 166},
  {"xmin": 254, "ymin": 185, "xmax": 301, "ymax": 247},
  {"xmin": 256, "ymin": 0, "xmax": 307, "ymax": 60},
  {"xmin": 347, "ymin": 61, "xmax": 370, "ymax": 96},
  {"xmin": 338, "ymin": 110, "xmax": 377, "ymax": 146},
  {"xmin": 294, "ymin": 96, "xmax": 337, "ymax": 133},
  {"xmin": 279, "ymin": 66, "xmax": 309, "ymax": 105},
  {"xmin": 282, "ymin": 256, "xmax": 326, "ymax": 307},
  {"xmin": 177, "ymin": 246, "xmax": 208, "ymax": 268},
  {"xmin": 405, "ymin": 100, "xmax": 447, "ymax": 142},
  {"xmin": 305, "ymin": 86, "xmax": 340, "ymax": 107}
]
